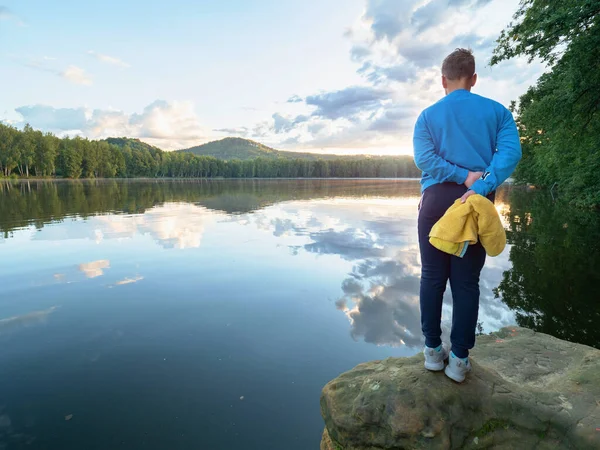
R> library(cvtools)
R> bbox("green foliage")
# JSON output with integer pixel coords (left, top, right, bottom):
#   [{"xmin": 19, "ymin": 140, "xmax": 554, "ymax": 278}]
[
  {"xmin": 492, "ymin": 0, "xmax": 600, "ymax": 66},
  {"xmin": 495, "ymin": 188, "xmax": 600, "ymax": 349},
  {"xmin": 493, "ymin": 0, "xmax": 600, "ymax": 207},
  {"xmin": 0, "ymin": 125, "xmax": 420, "ymax": 180},
  {"xmin": 475, "ymin": 321, "xmax": 485, "ymax": 336},
  {"xmin": 35, "ymin": 132, "xmax": 58, "ymax": 176},
  {"xmin": 18, "ymin": 124, "xmax": 36, "ymax": 177},
  {"xmin": 58, "ymin": 137, "xmax": 84, "ymax": 179},
  {"xmin": 474, "ymin": 419, "xmax": 511, "ymax": 438},
  {"xmin": 0, "ymin": 123, "xmax": 19, "ymax": 177}
]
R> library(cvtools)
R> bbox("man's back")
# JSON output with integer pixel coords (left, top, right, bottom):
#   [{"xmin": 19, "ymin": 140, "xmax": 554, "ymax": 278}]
[{"xmin": 414, "ymin": 89, "xmax": 520, "ymax": 196}]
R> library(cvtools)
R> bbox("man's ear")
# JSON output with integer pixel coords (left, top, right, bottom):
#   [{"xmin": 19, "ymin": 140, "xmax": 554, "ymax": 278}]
[
  {"xmin": 471, "ymin": 73, "xmax": 478, "ymax": 87},
  {"xmin": 442, "ymin": 75, "xmax": 448, "ymax": 89}
]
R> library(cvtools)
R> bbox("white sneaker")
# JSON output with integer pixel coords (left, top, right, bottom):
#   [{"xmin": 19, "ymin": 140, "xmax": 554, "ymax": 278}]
[
  {"xmin": 423, "ymin": 343, "xmax": 449, "ymax": 371},
  {"xmin": 444, "ymin": 351, "xmax": 472, "ymax": 383}
]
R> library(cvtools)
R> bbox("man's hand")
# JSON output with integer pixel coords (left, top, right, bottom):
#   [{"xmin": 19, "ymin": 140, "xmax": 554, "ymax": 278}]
[
  {"xmin": 464, "ymin": 171, "xmax": 483, "ymax": 188},
  {"xmin": 460, "ymin": 190, "xmax": 476, "ymax": 203}
]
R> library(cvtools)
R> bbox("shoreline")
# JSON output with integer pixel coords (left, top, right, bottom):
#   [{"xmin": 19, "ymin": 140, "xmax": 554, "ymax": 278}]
[{"xmin": 2, "ymin": 177, "xmax": 423, "ymax": 182}]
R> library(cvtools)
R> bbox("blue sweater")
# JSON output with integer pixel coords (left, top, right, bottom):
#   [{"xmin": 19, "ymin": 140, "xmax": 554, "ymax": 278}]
[{"xmin": 413, "ymin": 89, "xmax": 522, "ymax": 196}]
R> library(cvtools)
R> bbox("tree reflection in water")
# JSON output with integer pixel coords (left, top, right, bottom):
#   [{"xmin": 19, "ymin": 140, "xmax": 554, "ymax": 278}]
[{"xmin": 495, "ymin": 189, "xmax": 600, "ymax": 349}]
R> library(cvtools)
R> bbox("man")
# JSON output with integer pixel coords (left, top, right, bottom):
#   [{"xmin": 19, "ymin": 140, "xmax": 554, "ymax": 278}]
[{"xmin": 413, "ymin": 48, "xmax": 521, "ymax": 383}]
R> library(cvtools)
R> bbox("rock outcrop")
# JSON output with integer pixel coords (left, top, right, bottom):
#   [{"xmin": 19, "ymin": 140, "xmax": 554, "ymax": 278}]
[{"xmin": 320, "ymin": 327, "xmax": 600, "ymax": 449}]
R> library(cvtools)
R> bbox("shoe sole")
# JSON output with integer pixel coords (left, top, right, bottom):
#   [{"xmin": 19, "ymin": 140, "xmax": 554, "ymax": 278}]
[
  {"xmin": 424, "ymin": 361, "xmax": 445, "ymax": 371},
  {"xmin": 444, "ymin": 365, "xmax": 466, "ymax": 383}
]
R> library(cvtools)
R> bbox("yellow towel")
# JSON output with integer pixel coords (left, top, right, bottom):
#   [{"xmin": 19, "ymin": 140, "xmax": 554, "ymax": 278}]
[{"xmin": 429, "ymin": 195, "xmax": 506, "ymax": 257}]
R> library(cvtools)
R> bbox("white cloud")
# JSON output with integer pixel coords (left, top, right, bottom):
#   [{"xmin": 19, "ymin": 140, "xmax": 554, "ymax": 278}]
[
  {"xmin": 305, "ymin": 86, "xmax": 395, "ymax": 120},
  {"xmin": 87, "ymin": 50, "xmax": 131, "ymax": 68},
  {"xmin": 15, "ymin": 105, "xmax": 88, "ymax": 130},
  {"xmin": 10, "ymin": 56, "xmax": 93, "ymax": 86},
  {"xmin": 214, "ymin": 126, "xmax": 250, "ymax": 137},
  {"xmin": 14, "ymin": 100, "xmax": 206, "ymax": 150},
  {"xmin": 352, "ymin": 0, "xmax": 542, "ymax": 104},
  {"xmin": 231, "ymin": 0, "xmax": 543, "ymax": 154},
  {"xmin": 129, "ymin": 100, "xmax": 203, "ymax": 142},
  {"xmin": 60, "ymin": 65, "xmax": 93, "ymax": 86}
]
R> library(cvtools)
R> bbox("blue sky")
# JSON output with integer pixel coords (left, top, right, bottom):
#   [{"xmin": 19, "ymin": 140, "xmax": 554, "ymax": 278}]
[{"xmin": 0, "ymin": 0, "xmax": 543, "ymax": 154}]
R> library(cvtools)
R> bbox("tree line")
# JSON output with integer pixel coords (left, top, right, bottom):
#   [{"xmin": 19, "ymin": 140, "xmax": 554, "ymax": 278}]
[
  {"xmin": 0, "ymin": 123, "xmax": 421, "ymax": 180},
  {"xmin": 494, "ymin": 0, "xmax": 600, "ymax": 208}
]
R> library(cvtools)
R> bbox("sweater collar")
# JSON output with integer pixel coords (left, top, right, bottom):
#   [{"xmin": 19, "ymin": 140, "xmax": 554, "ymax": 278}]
[{"xmin": 447, "ymin": 89, "xmax": 471, "ymax": 97}]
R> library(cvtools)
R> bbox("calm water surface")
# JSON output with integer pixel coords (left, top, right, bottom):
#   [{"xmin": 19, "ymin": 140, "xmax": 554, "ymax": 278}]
[{"xmin": 0, "ymin": 179, "xmax": 598, "ymax": 450}]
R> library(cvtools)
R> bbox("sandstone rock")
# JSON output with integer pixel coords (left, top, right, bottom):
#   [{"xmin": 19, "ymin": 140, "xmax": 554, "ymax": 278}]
[
  {"xmin": 321, "ymin": 428, "xmax": 336, "ymax": 450},
  {"xmin": 320, "ymin": 327, "xmax": 600, "ymax": 449}
]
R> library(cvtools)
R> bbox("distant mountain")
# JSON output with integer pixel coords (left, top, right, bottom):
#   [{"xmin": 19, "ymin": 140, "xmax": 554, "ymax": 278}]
[
  {"xmin": 107, "ymin": 136, "xmax": 412, "ymax": 166},
  {"xmin": 177, "ymin": 137, "xmax": 351, "ymax": 161},
  {"xmin": 105, "ymin": 137, "xmax": 162, "ymax": 154}
]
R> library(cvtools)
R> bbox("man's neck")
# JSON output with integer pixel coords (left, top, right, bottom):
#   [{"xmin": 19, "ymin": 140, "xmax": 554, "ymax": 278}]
[{"xmin": 445, "ymin": 85, "xmax": 471, "ymax": 95}]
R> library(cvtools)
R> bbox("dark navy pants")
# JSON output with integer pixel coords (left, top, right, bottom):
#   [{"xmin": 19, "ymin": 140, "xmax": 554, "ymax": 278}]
[{"xmin": 418, "ymin": 183, "xmax": 495, "ymax": 358}]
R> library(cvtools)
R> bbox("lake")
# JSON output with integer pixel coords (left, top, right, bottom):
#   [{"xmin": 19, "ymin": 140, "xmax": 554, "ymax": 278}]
[{"xmin": 0, "ymin": 179, "xmax": 598, "ymax": 450}]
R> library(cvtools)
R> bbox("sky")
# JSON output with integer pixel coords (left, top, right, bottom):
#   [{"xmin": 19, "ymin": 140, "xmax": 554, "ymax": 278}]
[{"xmin": 0, "ymin": 0, "xmax": 544, "ymax": 155}]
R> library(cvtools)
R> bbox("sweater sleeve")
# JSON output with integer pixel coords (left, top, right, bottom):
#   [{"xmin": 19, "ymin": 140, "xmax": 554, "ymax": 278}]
[
  {"xmin": 471, "ymin": 108, "xmax": 522, "ymax": 196},
  {"xmin": 413, "ymin": 112, "xmax": 469, "ymax": 185}
]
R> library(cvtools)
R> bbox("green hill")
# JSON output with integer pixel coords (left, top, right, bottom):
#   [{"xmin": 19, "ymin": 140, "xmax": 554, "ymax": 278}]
[
  {"xmin": 177, "ymin": 137, "xmax": 349, "ymax": 161},
  {"xmin": 105, "ymin": 137, "xmax": 162, "ymax": 155}
]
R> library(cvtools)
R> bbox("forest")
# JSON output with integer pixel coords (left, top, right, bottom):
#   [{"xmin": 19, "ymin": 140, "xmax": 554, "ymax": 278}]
[
  {"xmin": 0, "ymin": 124, "xmax": 420, "ymax": 180},
  {"xmin": 493, "ymin": 0, "xmax": 600, "ymax": 208}
]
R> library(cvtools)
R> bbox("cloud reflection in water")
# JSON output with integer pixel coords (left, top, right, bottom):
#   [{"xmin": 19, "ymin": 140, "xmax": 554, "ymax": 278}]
[
  {"xmin": 78, "ymin": 260, "xmax": 110, "ymax": 278},
  {"xmin": 339, "ymin": 250, "xmax": 424, "ymax": 348},
  {"xmin": 10, "ymin": 190, "xmax": 514, "ymax": 351},
  {"xmin": 0, "ymin": 306, "xmax": 58, "ymax": 333},
  {"xmin": 95, "ymin": 204, "xmax": 214, "ymax": 249},
  {"xmin": 242, "ymin": 197, "xmax": 515, "ymax": 350}
]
